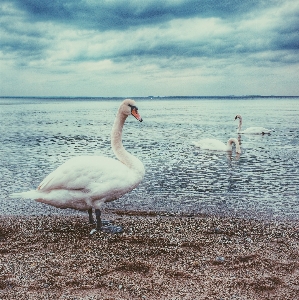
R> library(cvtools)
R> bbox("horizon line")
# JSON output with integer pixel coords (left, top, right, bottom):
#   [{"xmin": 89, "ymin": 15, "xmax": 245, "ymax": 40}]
[{"xmin": 1, "ymin": 95, "xmax": 298, "ymax": 99}]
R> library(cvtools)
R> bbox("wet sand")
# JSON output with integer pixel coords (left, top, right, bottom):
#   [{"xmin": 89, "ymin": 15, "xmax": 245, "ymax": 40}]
[{"xmin": 0, "ymin": 211, "xmax": 298, "ymax": 299}]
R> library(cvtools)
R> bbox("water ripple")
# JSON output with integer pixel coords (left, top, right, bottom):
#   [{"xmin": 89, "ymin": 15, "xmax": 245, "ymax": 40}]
[{"xmin": 1, "ymin": 98, "xmax": 298, "ymax": 220}]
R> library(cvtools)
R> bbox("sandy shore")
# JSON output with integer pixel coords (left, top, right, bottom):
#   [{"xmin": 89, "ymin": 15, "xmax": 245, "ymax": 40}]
[{"xmin": 0, "ymin": 211, "xmax": 298, "ymax": 300}]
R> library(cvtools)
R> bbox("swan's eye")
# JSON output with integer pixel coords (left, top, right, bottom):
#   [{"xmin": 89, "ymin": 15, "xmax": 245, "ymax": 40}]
[{"xmin": 128, "ymin": 104, "xmax": 138, "ymax": 111}]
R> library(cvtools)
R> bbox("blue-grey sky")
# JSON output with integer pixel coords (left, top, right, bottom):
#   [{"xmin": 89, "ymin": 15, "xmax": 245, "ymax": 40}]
[{"xmin": 1, "ymin": 0, "xmax": 298, "ymax": 97}]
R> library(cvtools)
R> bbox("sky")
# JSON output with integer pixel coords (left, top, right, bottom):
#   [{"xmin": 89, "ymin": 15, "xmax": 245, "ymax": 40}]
[{"xmin": 0, "ymin": 0, "xmax": 299, "ymax": 97}]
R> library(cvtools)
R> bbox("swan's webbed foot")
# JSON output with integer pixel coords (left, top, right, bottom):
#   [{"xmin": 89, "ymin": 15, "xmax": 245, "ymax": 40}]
[
  {"xmin": 101, "ymin": 225, "xmax": 123, "ymax": 234},
  {"xmin": 89, "ymin": 209, "xmax": 123, "ymax": 235}
]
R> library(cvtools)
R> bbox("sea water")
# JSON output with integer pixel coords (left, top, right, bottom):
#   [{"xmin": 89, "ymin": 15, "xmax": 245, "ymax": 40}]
[{"xmin": 0, "ymin": 97, "xmax": 298, "ymax": 220}]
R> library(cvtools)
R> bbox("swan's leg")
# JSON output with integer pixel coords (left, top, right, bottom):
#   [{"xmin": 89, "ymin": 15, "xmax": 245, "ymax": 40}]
[
  {"xmin": 90, "ymin": 209, "xmax": 102, "ymax": 234},
  {"xmin": 89, "ymin": 209, "xmax": 123, "ymax": 234},
  {"xmin": 88, "ymin": 208, "xmax": 95, "ymax": 224},
  {"xmin": 95, "ymin": 209, "xmax": 102, "ymax": 231},
  {"xmin": 94, "ymin": 208, "xmax": 123, "ymax": 234},
  {"xmin": 89, "ymin": 208, "xmax": 111, "ymax": 226}
]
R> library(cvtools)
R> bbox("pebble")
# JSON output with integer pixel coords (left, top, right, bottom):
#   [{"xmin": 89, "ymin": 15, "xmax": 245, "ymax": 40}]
[{"xmin": 215, "ymin": 256, "xmax": 225, "ymax": 263}]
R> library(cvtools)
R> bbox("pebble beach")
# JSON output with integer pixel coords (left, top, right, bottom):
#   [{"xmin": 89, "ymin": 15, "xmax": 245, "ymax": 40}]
[{"xmin": 0, "ymin": 210, "xmax": 298, "ymax": 299}]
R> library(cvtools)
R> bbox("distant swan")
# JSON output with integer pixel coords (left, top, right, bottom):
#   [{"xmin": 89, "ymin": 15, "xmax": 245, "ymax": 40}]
[
  {"xmin": 10, "ymin": 99, "xmax": 145, "ymax": 234},
  {"xmin": 235, "ymin": 114, "xmax": 271, "ymax": 134},
  {"xmin": 192, "ymin": 138, "xmax": 241, "ymax": 154}
]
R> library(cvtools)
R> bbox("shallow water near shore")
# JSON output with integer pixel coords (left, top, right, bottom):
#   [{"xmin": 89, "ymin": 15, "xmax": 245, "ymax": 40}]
[{"xmin": 0, "ymin": 97, "xmax": 298, "ymax": 220}]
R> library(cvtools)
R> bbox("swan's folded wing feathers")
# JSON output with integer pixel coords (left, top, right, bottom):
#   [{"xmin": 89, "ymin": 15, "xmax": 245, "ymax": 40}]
[
  {"xmin": 38, "ymin": 156, "xmax": 120, "ymax": 192},
  {"xmin": 241, "ymin": 126, "xmax": 271, "ymax": 134},
  {"xmin": 38, "ymin": 173, "xmax": 55, "ymax": 190},
  {"xmin": 37, "ymin": 156, "xmax": 133, "ymax": 193}
]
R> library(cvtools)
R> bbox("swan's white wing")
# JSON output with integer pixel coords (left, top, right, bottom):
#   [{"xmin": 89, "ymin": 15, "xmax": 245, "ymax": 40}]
[
  {"xmin": 242, "ymin": 127, "xmax": 271, "ymax": 134},
  {"xmin": 38, "ymin": 155, "xmax": 132, "ymax": 192},
  {"xmin": 11, "ymin": 155, "xmax": 141, "ymax": 210}
]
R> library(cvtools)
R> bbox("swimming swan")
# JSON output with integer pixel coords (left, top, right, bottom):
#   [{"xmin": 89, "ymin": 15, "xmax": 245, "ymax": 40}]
[
  {"xmin": 235, "ymin": 114, "xmax": 271, "ymax": 134},
  {"xmin": 192, "ymin": 138, "xmax": 241, "ymax": 153},
  {"xmin": 10, "ymin": 99, "xmax": 145, "ymax": 234}
]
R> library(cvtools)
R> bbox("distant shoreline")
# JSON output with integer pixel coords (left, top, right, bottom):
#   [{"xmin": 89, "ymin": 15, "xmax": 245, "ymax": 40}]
[{"xmin": 0, "ymin": 95, "xmax": 298, "ymax": 100}]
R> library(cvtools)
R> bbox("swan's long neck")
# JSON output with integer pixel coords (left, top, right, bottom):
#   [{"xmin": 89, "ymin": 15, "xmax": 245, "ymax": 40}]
[
  {"xmin": 227, "ymin": 138, "xmax": 241, "ymax": 154},
  {"xmin": 111, "ymin": 111, "xmax": 144, "ymax": 177},
  {"xmin": 237, "ymin": 116, "xmax": 242, "ymax": 132}
]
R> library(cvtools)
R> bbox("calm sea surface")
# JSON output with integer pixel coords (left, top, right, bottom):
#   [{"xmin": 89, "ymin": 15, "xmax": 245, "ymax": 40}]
[{"xmin": 1, "ymin": 97, "xmax": 298, "ymax": 221}]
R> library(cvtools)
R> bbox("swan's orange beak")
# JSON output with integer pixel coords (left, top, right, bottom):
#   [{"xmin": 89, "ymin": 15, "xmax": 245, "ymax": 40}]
[{"xmin": 131, "ymin": 108, "xmax": 143, "ymax": 122}]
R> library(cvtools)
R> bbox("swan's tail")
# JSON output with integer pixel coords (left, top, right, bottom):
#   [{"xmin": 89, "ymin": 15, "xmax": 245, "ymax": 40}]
[{"xmin": 10, "ymin": 190, "xmax": 40, "ymax": 199}]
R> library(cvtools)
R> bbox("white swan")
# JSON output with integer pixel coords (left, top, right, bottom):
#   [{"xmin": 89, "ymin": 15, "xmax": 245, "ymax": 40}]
[
  {"xmin": 10, "ymin": 99, "xmax": 145, "ymax": 234},
  {"xmin": 192, "ymin": 138, "xmax": 241, "ymax": 153},
  {"xmin": 235, "ymin": 114, "xmax": 271, "ymax": 134}
]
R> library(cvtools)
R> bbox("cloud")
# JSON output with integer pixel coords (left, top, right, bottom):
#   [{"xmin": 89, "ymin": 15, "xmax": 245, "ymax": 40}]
[
  {"xmin": 2, "ymin": 1, "xmax": 298, "ymax": 61},
  {"xmin": 0, "ymin": 0, "xmax": 298, "ymax": 96},
  {"xmin": 0, "ymin": 3, "xmax": 51, "ymax": 63},
  {"xmin": 10, "ymin": 0, "xmax": 266, "ymax": 29}
]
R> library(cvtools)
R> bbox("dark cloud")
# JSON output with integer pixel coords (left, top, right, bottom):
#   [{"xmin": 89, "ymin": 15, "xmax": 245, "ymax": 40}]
[
  {"xmin": 1, "ymin": 36, "xmax": 46, "ymax": 58},
  {"xmin": 10, "ymin": 0, "xmax": 269, "ymax": 30},
  {"xmin": 0, "ymin": 4, "xmax": 50, "ymax": 63},
  {"xmin": 0, "ymin": 0, "xmax": 299, "ymax": 70},
  {"xmin": 273, "ymin": 15, "xmax": 299, "ymax": 51}
]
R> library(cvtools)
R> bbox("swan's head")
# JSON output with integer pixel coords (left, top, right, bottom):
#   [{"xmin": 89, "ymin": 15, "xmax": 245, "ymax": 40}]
[
  {"xmin": 120, "ymin": 99, "xmax": 143, "ymax": 122},
  {"xmin": 235, "ymin": 114, "xmax": 242, "ymax": 121}
]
